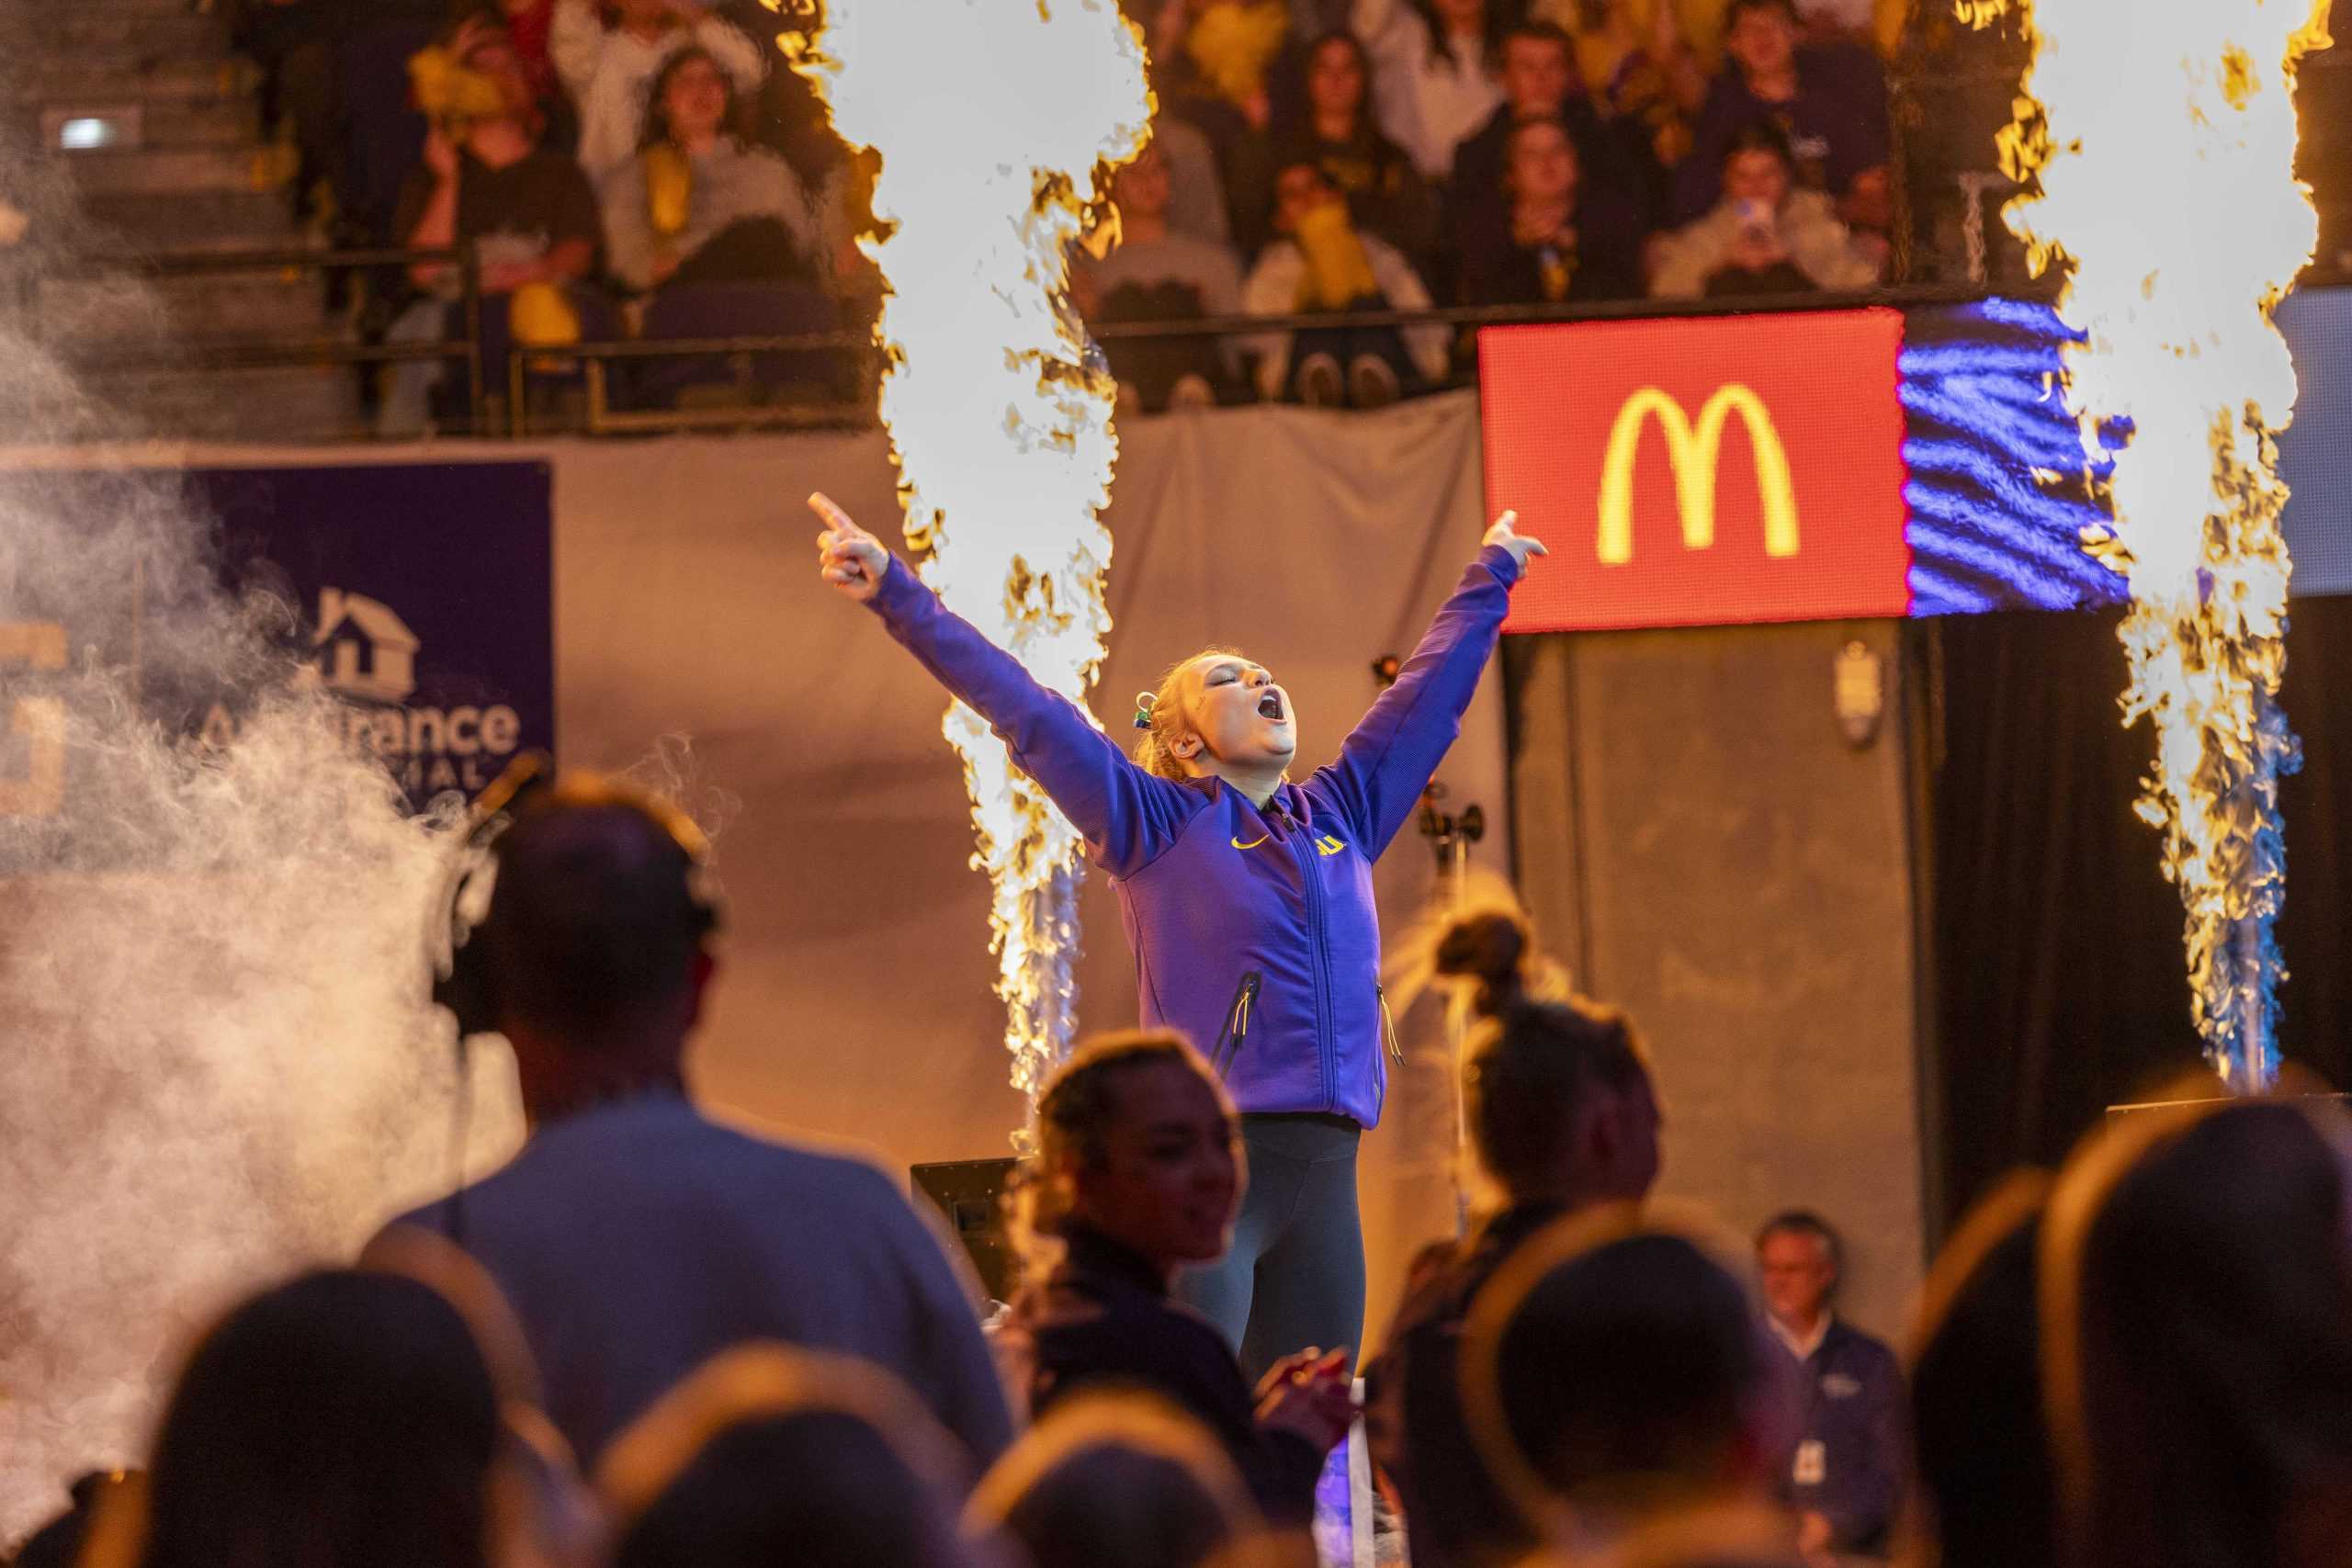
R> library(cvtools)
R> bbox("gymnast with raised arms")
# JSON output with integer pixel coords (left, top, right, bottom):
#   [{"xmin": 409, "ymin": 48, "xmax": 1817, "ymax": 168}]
[{"xmin": 810, "ymin": 491, "xmax": 1545, "ymax": 1379}]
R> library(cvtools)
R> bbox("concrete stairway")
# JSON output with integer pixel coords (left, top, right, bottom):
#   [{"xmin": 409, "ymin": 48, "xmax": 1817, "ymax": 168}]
[{"xmin": 3, "ymin": 0, "xmax": 364, "ymax": 438}]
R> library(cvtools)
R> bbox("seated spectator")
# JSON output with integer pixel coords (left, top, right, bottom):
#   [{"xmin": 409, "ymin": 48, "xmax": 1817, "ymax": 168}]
[
  {"xmin": 379, "ymin": 14, "xmax": 612, "ymax": 435},
  {"xmin": 598, "ymin": 1346, "xmax": 975, "ymax": 1568},
  {"xmin": 1156, "ymin": 0, "xmax": 1289, "ymax": 257},
  {"xmin": 2042, "ymin": 1094, "xmax": 2352, "ymax": 1568},
  {"xmin": 1001, "ymin": 1032, "xmax": 1354, "ymax": 1526},
  {"xmin": 1362, "ymin": 902, "xmax": 1662, "ymax": 1568},
  {"xmin": 1272, "ymin": 30, "xmax": 1441, "ymax": 269},
  {"xmin": 1906, "ymin": 1171, "xmax": 2057, "ymax": 1568},
  {"xmin": 100, "ymin": 1269, "xmax": 529, "ymax": 1568},
  {"xmin": 1454, "ymin": 118, "xmax": 1644, "ymax": 305},
  {"xmin": 368, "ymin": 774, "xmax": 1013, "ymax": 1473},
  {"xmin": 1461, "ymin": 1213, "xmax": 1778, "ymax": 1556},
  {"xmin": 1075, "ymin": 141, "xmax": 1247, "ymax": 412},
  {"xmin": 1354, "ymin": 0, "xmax": 1509, "ymax": 183},
  {"xmin": 1673, "ymin": 0, "xmax": 1890, "ymax": 229},
  {"xmin": 1753, "ymin": 1211, "xmax": 1904, "ymax": 1560},
  {"xmin": 967, "ymin": 1392, "xmax": 1267, "ymax": 1568},
  {"xmin": 603, "ymin": 47, "xmax": 822, "ymax": 294},
  {"xmin": 1528, "ymin": 0, "xmax": 1706, "ymax": 169},
  {"xmin": 1648, "ymin": 121, "xmax": 1880, "ymax": 298},
  {"xmin": 601, "ymin": 45, "xmax": 836, "ymax": 406},
  {"xmin": 1442, "ymin": 21, "xmax": 1611, "ymax": 249},
  {"xmin": 1241, "ymin": 160, "xmax": 1449, "ymax": 406},
  {"xmin": 551, "ymin": 0, "xmax": 766, "ymax": 179}
]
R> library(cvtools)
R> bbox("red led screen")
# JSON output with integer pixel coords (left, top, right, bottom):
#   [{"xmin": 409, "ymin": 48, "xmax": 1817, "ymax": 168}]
[{"xmin": 1480, "ymin": 309, "xmax": 1912, "ymax": 633}]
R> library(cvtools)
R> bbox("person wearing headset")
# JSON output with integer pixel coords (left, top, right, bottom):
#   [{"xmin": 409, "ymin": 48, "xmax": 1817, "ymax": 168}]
[{"xmin": 368, "ymin": 768, "xmax": 1012, "ymax": 1474}]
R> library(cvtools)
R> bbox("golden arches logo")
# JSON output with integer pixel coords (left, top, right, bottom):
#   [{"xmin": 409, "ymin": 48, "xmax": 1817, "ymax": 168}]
[{"xmin": 1595, "ymin": 385, "xmax": 1801, "ymax": 565}]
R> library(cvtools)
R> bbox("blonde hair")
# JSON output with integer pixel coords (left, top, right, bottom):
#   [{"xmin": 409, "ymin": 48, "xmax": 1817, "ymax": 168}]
[
  {"xmin": 1011, "ymin": 1031, "xmax": 1236, "ymax": 1280},
  {"xmin": 1132, "ymin": 647, "xmax": 1253, "ymax": 784}
]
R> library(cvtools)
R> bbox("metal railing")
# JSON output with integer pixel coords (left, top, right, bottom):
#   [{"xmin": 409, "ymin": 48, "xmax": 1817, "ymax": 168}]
[{"xmin": 17, "ymin": 238, "xmax": 2350, "ymax": 441}]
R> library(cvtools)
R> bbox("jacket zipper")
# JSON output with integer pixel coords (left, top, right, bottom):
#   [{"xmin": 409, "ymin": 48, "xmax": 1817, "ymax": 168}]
[
  {"xmin": 1377, "ymin": 983, "xmax": 1403, "ymax": 1064},
  {"xmin": 1289, "ymin": 807, "xmax": 1336, "ymax": 1110},
  {"xmin": 1212, "ymin": 970, "xmax": 1262, "ymax": 1077}
]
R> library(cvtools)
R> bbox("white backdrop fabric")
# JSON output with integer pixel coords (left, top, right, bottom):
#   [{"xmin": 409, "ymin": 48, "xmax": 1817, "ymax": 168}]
[{"xmin": 185, "ymin": 389, "xmax": 1506, "ymax": 1348}]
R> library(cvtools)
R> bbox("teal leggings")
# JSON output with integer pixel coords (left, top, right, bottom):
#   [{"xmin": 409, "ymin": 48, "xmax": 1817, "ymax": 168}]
[{"xmin": 1176, "ymin": 1112, "xmax": 1366, "ymax": 1384}]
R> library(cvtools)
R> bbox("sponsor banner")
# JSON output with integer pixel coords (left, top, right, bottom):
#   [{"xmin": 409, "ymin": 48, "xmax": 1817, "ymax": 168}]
[
  {"xmin": 0, "ymin": 462, "xmax": 552, "ymax": 845},
  {"xmin": 1481, "ymin": 309, "xmax": 1913, "ymax": 634},
  {"xmin": 190, "ymin": 462, "xmax": 555, "ymax": 807},
  {"xmin": 1483, "ymin": 289, "xmax": 2352, "ymax": 632}
]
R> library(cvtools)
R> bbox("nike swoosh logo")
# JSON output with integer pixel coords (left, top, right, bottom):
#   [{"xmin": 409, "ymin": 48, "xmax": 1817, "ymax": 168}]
[{"xmin": 1231, "ymin": 834, "xmax": 1271, "ymax": 851}]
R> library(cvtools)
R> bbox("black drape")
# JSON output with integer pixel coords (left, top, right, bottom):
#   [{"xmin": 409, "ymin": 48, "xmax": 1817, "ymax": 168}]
[{"xmin": 1924, "ymin": 597, "xmax": 2352, "ymax": 1231}]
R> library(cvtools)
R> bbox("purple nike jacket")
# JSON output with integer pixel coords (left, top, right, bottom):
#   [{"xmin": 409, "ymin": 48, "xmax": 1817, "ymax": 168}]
[{"xmin": 866, "ymin": 543, "xmax": 1522, "ymax": 1128}]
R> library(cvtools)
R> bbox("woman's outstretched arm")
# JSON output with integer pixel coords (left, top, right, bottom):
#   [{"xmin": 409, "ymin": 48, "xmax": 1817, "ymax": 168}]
[
  {"xmin": 812, "ymin": 493, "xmax": 1197, "ymax": 877},
  {"xmin": 1311, "ymin": 512, "xmax": 1546, "ymax": 858}
]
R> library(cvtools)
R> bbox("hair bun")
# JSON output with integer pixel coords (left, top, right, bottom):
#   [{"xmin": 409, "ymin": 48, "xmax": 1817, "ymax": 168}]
[{"xmin": 1434, "ymin": 908, "xmax": 1531, "ymax": 1016}]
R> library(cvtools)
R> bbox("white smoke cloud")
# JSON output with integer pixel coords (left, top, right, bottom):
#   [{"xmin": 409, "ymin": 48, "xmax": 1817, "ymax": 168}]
[{"xmin": 0, "ymin": 117, "xmax": 523, "ymax": 1545}]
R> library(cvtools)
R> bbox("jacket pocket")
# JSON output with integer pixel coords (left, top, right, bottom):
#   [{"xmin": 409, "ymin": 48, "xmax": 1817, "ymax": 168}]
[{"xmin": 1210, "ymin": 970, "xmax": 1262, "ymax": 1077}]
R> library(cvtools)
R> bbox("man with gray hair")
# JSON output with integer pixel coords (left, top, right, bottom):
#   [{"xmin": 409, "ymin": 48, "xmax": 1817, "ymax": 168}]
[{"xmin": 1755, "ymin": 1210, "xmax": 1905, "ymax": 1559}]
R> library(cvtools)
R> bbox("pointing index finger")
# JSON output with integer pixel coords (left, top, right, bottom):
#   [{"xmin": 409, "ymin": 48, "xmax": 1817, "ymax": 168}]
[{"xmin": 807, "ymin": 491, "xmax": 858, "ymax": 539}]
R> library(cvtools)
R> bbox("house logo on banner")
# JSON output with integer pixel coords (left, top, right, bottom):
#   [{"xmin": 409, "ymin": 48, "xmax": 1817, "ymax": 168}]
[{"xmin": 296, "ymin": 586, "xmax": 524, "ymax": 795}]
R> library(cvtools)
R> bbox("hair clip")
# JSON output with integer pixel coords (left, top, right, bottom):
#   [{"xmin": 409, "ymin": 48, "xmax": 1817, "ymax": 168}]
[{"xmin": 1132, "ymin": 691, "xmax": 1158, "ymax": 730}]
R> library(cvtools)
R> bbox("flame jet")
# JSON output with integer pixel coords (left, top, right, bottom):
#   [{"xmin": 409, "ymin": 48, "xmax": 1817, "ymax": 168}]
[
  {"xmin": 1969, "ymin": 0, "xmax": 2330, "ymax": 1089},
  {"xmin": 795, "ymin": 0, "xmax": 1151, "ymax": 1109}
]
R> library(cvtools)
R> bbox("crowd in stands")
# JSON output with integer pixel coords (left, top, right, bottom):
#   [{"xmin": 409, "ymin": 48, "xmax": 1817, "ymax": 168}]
[
  {"xmin": 16, "ymin": 773, "xmax": 2352, "ymax": 1568},
  {"xmin": 217, "ymin": 0, "xmax": 1896, "ymax": 428}
]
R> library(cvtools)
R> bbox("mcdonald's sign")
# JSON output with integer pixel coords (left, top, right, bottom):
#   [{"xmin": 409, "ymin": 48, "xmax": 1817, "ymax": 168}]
[{"xmin": 1479, "ymin": 310, "xmax": 1911, "ymax": 633}]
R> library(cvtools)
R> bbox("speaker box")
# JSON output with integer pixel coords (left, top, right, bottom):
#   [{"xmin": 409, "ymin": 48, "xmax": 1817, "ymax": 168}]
[{"xmin": 910, "ymin": 1156, "xmax": 1020, "ymax": 1304}]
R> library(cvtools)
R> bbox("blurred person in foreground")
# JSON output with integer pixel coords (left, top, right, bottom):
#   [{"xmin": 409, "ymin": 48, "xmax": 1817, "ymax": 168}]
[
  {"xmin": 1905, "ymin": 1171, "xmax": 2058, "ymax": 1568},
  {"xmin": 81, "ymin": 1263, "xmax": 577, "ymax": 1568},
  {"xmin": 1752, "ymin": 1212, "xmax": 1902, "ymax": 1560},
  {"xmin": 597, "ymin": 1344, "xmax": 974, "ymax": 1568},
  {"xmin": 368, "ymin": 772, "xmax": 1012, "ymax": 1475},
  {"xmin": 1242, "ymin": 159, "xmax": 1449, "ymax": 406},
  {"xmin": 1458, "ymin": 1208, "xmax": 1792, "ymax": 1562},
  {"xmin": 967, "ymin": 1389, "xmax": 1295, "ymax": 1568},
  {"xmin": 1001, "ymin": 1032, "xmax": 1356, "ymax": 1527},
  {"xmin": 1649, "ymin": 120, "xmax": 1878, "ymax": 298},
  {"xmin": 2040, "ymin": 1086, "xmax": 2352, "ymax": 1568},
  {"xmin": 1361, "ymin": 900, "xmax": 1664, "ymax": 1568}
]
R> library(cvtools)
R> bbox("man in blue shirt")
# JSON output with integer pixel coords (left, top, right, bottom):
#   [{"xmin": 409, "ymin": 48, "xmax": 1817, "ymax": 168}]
[
  {"xmin": 371, "ymin": 781, "xmax": 1013, "ymax": 1475},
  {"xmin": 1757, "ymin": 1210, "xmax": 1905, "ymax": 1559}
]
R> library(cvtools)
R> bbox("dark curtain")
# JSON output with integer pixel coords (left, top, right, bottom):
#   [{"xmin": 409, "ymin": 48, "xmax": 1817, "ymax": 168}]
[{"xmin": 1922, "ymin": 596, "xmax": 2352, "ymax": 1231}]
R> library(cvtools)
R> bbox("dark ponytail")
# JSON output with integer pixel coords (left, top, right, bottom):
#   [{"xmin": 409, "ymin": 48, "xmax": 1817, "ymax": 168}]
[
  {"xmin": 1433, "ymin": 905, "xmax": 1651, "ymax": 1199},
  {"xmin": 1433, "ymin": 907, "xmax": 1532, "ymax": 1020}
]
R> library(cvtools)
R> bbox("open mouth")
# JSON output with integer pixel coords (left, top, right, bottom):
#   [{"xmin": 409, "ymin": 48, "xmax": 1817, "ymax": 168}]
[{"xmin": 1257, "ymin": 692, "xmax": 1286, "ymax": 722}]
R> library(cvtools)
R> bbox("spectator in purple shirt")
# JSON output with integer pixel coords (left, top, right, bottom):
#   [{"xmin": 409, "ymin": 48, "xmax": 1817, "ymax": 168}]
[
  {"xmin": 1756, "ymin": 1211, "xmax": 1905, "ymax": 1560},
  {"xmin": 1672, "ymin": 0, "xmax": 1889, "ymax": 231}
]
